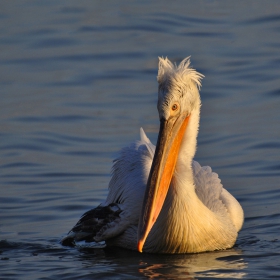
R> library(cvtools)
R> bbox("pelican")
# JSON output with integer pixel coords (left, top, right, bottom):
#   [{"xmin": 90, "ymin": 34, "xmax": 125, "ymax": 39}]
[{"xmin": 62, "ymin": 57, "xmax": 244, "ymax": 254}]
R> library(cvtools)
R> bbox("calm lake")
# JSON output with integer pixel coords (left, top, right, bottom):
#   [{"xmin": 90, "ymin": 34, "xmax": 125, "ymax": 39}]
[{"xmin": 1, "ymin": 1, "xmax": 280, "ymax": 279}]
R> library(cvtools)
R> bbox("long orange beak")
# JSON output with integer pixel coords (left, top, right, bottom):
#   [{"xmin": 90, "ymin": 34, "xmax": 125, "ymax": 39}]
[{"xmin": 137, "ymin": 113, "xmax": 191, "ymax": 252}]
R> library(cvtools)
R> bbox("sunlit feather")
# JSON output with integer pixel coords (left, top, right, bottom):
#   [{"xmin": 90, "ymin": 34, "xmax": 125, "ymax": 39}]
[{"xmin": 62, "ymin": 57, "xmax": 243, "ymax": 254}]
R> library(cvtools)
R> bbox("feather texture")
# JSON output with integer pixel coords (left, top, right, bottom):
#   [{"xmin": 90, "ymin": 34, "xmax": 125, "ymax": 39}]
[
  {"xmin": 62, "ymin": 57, "xmax": 243, "ymax": 253},
  {"xmin": 62, "ymin": 129, "xmax": 243, "ymax": 252}
]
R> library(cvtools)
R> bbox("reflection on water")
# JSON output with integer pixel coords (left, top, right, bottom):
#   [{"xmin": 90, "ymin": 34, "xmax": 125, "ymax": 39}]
[
  {"xmin": 76, "ymin": 246, "xmax": 246, "ymax": 279},
  {"xmin": 139, "ymin": 250, "xmax": 247, "ymax": 279}
]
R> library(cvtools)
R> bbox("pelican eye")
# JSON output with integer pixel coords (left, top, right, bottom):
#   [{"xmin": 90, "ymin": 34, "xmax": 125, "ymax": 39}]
[{"xmin": 172, "ymin": 104, "xmax": 178, "ymax": 111}]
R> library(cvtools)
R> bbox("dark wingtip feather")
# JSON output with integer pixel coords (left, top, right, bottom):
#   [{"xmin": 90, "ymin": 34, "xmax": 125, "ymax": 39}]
[
  {"xmin": 61, "ymin": 203, "xmax": 123, "ymax": 246},
  {"xmin": 61, "ymin": 235, "xmax": 76, "ymax": 247}
]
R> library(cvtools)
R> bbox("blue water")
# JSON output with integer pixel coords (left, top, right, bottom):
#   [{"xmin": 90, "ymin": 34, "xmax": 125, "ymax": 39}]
[{"xmin": 1, "ymin": 1, "xmax": 280, "ymax": 279}]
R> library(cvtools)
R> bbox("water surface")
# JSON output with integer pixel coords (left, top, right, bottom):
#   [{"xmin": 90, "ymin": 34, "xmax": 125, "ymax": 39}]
[{"xmin": 1, "ymin": 1, "xmax": 280, "ymax": 279}]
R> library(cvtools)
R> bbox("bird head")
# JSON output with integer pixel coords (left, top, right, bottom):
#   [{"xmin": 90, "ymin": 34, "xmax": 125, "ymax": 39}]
[{"xmin": 157, "ymin": 56, "xmax": 203, "ymax": 121}]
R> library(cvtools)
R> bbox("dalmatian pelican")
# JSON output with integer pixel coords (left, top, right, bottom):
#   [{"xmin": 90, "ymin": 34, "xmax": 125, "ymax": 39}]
[{"xmin": 62, "ymin": 57, "xmax": 244, "ymax": 254}]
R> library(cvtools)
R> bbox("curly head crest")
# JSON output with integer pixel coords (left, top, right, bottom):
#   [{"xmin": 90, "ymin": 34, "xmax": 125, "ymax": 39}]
[{"xmin": 157, "ymin": 57, "xmax": 204, "ymax": 90}]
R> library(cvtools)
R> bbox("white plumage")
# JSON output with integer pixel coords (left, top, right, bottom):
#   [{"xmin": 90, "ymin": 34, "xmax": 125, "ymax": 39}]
[{"xmin": 62, "ymin": 57, "xmax": 244, "ymax": 254}]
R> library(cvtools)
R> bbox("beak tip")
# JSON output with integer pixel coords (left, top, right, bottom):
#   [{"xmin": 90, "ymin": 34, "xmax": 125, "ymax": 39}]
[{"xmin": 137, "ymin": 241, "xmax": 143, "ymax": 253}]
